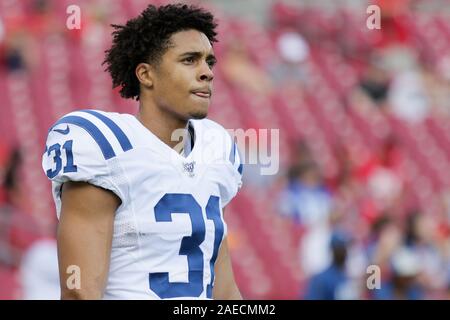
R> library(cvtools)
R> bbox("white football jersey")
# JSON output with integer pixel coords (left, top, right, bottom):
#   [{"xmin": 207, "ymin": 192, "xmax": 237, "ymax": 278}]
[{"xmin": 42, "ymin": 109, "xmax": 243, "ymax": 299}]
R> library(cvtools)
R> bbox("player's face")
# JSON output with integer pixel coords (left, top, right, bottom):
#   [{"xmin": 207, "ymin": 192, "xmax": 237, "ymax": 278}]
[{"xmin": 153, "ymin": 29, "xmax": 216, "ymax": 120}]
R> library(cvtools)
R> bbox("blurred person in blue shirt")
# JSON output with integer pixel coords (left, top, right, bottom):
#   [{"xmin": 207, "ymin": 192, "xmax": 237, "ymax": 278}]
[
  {"xmin": 404, "ymin": 211, "xmax": 448, "ymax": 295},
  {"xmin": 279, "ymin": 161, "xmax": 332, "ymax": 226},
  {"xmin": 279, "ymin": 161, "xmax": 334, "ymax": 276},
  {"xmin": 372, "ymin": 246, "xmax": 424, "ymax": 300},
  {"xmin": 304, "ymin": 230, "xmax": 358, "ymax": 300}
]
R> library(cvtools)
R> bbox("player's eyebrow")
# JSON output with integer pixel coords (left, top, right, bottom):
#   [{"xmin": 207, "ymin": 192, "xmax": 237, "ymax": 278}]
[{"xmin": 180, "ymin": 51, "xmax": 217, "ymax": 63}]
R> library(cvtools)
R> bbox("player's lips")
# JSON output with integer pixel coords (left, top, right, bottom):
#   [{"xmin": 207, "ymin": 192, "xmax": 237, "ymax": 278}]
[{"xmin": 191, "ymin": 88, "xmax": 211, "ymax": 98}]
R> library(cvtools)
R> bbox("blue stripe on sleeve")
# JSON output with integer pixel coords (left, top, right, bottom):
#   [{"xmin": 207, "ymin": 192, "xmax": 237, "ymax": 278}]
[
  {"xmin": 50, "ymin": 116, "xmax": 116, "ymax": 160},
  {"xmin": 229, "ymin": 141, "xmax": 236, "ymax": 165},
  {"xmin": 80, "ymin": 110, "xmax": 133, "ymax": 152},
  {"xmin": 228, "ymin": 138, "xmax": 243, "ymax": 176},
  {"xmin": 236, "ymin": 147, "xmax": 243, "ymax": 175}
]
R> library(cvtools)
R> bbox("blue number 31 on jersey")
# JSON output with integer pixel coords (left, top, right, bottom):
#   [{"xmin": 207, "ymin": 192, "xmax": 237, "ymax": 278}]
[
  {"xmin": 45, "ymin": 140, "xmax": 78, "ymax": 178},
  {"xmin": 150, "ymin": 194, "xmax": 224, "ymax": 299}
]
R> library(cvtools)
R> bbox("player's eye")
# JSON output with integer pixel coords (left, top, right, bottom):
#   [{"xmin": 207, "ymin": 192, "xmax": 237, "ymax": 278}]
[
  {"xmin": 183, "ymin": 57, "xmax": 195, "ymax": 64},
  {"xmin": 207, "ymin": 59, "xmax": 216, "ymax": 68}
]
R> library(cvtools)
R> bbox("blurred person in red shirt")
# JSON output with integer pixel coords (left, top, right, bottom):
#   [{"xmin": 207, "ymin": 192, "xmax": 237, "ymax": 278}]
[
  {"xmin": 374, "ymin": 0, "xmax": 412, "ymax": 49},
  {"xmin": 356, "ymin": 136, "xmax": 405, "ymax": 221}
]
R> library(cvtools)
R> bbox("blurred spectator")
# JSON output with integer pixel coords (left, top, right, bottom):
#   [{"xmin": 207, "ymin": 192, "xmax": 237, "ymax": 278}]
[
  {"xmin": 291, "ymin": 140, "xmax": 315, "ymax": 169},
  {"xmin": 3, "ymin": 148, "xmax": 23, "ymax": 207},
  {"xmin": 26, "ymin": 0, "xmax": 57, "ymax": 37},
  {"xmin": 279, "ymin": 161, "xmax": 333, "ymax": 276},
  {"xmin": 269, "ymin": 30, "xmax": 310, "ymax": 95},
  {"xmin": 426, "ymin": 58, "xmax": 450, "ymax": 118},
  {"xmin": 355, "ymin": 136, "xmax": 405, "ymax": 218},
  {"xmin": 279, "ymin": 161, "xmax": 332, "ymax": 226},
  {"xmin": 367, "ymin": 214, "xmax": 402, "ymax": 271},
  {"xmin": 221, "ymin": 39, "xmax": 273, "ymax": 96},
  {"xmin": 365, "ymin": 210, "xmax": 448, "ymax": 299},
  {"xmin": 0, "ymin": 147, "xmax": 40, "ymax": 268},
  {"xmin": 388, "ymin": 65, "xmax": 430, "ymax": 123},
  {"xmin": 0, "ymin": 208, "xmax": 13, "ymax": 266},
  {"xmin": 19, "ymin": 237, "xmax": 59, "ymax": 299},
  {"xmin": 3, "ymin": 34, "xmax": 29, "ymax": 72},
  {"xmin": 270, "ymin": 0, "xmax": 301, "ymax": 30},
  {"xmin": 373, "ymin": 246, "xmax": 424, "ymax": 299},
  {"xmin": 0, "ymin": 0, "xmax": 57, "ymax": 73},
  {"xmin": 330, "ymin": 144, "xmax": 366, "ymax": 228},
  {"xmin": 304, "ymin": 230, "xmax": 359, "ymax": 299},
  {"xmin": 355, "ymin": 54, "xmax": 391, "ymax": 109},
  {"xmin": 0, "ymin": 147, "xmax": 21, "ymax": 267},
  {"xmin": 404, "ymin": 212, "xmax": 448, "ymax": 295},
  {"xmin": 374, "ymin": 0, "xmax": 412, "ymax": 49},
  {"xmin": 81, "ymin": 2, "xmax": 112, "ymax": 50},
  {"xmin": 0, "ymin": 142, "xmax": 10, "ymax": 205}
]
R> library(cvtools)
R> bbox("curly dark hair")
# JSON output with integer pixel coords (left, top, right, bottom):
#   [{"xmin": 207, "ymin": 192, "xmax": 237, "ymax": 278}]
[{"xmin": 103, "ymin": 3, "xmax": 218, "ymax": 100}]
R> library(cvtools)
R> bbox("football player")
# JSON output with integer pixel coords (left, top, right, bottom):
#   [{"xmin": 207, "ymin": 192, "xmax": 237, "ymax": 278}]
[{"xmin": 42, "ymin": 3, "xmax": 243, "ymax": 300}]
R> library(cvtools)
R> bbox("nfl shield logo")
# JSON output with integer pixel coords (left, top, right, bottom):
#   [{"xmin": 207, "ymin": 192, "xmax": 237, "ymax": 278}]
[{"xmin": 183, "ymin": 161, "xmax": 196, "ymax": 177}]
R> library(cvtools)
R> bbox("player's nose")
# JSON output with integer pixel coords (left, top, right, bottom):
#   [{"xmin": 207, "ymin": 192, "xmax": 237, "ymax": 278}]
[{"xmin": 198, "ymin": 61, "xmax": 214, "ymax": 82}]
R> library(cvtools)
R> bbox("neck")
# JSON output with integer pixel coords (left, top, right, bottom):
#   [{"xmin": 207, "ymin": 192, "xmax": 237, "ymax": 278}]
[{"xmin": 136, "ymin": 98, "xmax": 188, "ymax": 149}]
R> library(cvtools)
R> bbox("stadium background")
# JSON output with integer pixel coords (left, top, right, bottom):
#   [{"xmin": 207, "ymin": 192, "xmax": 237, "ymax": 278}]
[{"xmin": 1, "ymin": 0, "xmax": 450, "ymax": 299}]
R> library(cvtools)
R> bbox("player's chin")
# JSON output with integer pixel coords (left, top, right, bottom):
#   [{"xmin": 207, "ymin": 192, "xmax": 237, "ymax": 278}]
[
  {"xmin": 189, "ymin": 103, "xmax": 209, "ymax": 119},
  {"xmin": 189, "ymin": 109, "xmax": 208, "ymax": 119}
]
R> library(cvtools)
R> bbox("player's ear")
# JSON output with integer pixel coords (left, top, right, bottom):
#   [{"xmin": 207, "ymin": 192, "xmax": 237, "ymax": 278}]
[{"xmin": 135, "ymin": 63, "xmax": 154, "ymax": 88}]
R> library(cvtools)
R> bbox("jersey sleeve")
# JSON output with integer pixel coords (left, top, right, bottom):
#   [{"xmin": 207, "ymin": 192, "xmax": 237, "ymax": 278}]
[
  {"xmin": 219, "ymin": 133, "xmax": 244, "ymax": 208},
  {"xmin": 42, "ymin": 116, "xmax": 127, "ymax": 219}
]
